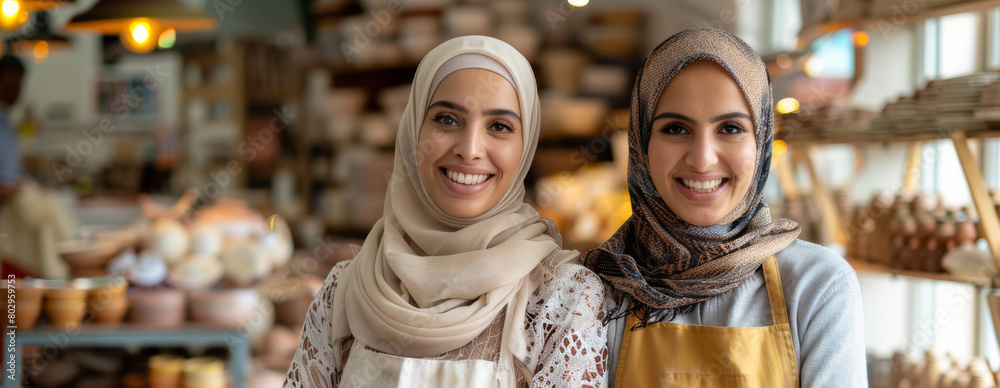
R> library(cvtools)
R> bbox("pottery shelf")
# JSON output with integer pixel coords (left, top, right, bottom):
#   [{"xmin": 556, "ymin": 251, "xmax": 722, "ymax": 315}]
[
  {"xmin": 797, "ymin": 0, "xmax": 1000, "ymax": 50},
  {"xmin": 3, "ymin": 324, "xmax": 251, "ymax": 388},
  {"xmin": 847, "ymin": 257, "xmax": 998, "ymax": 287}
]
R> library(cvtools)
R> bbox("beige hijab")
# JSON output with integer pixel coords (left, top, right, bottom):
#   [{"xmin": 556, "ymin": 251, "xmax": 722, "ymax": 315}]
[{"xmin": 330, "ymin": 36, "xmax": 578, "ymax": 382}]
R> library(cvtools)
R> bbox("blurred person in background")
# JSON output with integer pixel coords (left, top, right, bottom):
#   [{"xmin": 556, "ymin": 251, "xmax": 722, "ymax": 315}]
[
  {"xmin": 0, "ymin": 55, "xmax": 73, "ymax": 279},
  {"xmin": 585, "ymin": 28, "xmax": 867, "ymax": 387}
]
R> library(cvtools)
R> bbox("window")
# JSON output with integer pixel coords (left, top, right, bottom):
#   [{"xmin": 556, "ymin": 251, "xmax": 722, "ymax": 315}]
[
  {"xmin": 921, "ymin": 12, "xmax": 982, "ymax": 81},
  {"xmin": 989, "ymin": 7, "xmax": 1000, "ymax": 70}
]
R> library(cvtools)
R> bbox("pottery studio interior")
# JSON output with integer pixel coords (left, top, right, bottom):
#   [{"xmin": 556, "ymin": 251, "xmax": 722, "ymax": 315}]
[{"xmin": 1, "ymin": 0, "xmax": 1000, "ymax": 387}]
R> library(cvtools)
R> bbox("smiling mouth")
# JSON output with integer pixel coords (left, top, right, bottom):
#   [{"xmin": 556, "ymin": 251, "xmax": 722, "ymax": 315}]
[
  {"xmin": 442, "ymin": 168, "xmax": 494, "ymax": 185},
  {"xmin": 678, "ymin": 178, "xmax": 727, "ymax": 194}
]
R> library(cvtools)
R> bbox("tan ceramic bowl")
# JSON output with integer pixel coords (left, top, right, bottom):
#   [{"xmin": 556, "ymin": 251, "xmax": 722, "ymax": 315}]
[{"xmin": 128, "ymin": 289, "xmax": 186, "ymax": 327}]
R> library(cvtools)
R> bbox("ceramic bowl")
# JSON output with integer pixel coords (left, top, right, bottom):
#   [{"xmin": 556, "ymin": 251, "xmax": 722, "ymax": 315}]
[
  {"xmin": 128, "ymin": 289, "xmax": 186, "ymax": 327},
  {"xmin": 58, "ymin": 239, "xmax": 122, "ymax": 278},
  {"xmin": 188, "ymin": 288, "xmax": 260, "ymax": 327}
]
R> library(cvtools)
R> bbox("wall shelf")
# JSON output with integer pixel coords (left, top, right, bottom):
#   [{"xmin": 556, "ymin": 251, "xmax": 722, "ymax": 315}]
[
  {"xmin": 847, "ymin": 257, "xmax": 996, "ymax": 287},
  {"xmin": 4, "ymin": 324, "xmax": 251, "ymax": 388}
]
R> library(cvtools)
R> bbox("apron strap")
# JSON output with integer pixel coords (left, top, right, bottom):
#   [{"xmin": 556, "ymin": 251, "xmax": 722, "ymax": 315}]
[{"xmin": 761, "ymin": 255, "xmax": 790, "ymax": 326}]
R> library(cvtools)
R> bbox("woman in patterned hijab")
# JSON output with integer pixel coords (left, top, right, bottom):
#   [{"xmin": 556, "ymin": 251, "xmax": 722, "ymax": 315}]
[{"xmin": 585, "ymin": 28, "xmax": 867, "ymax": 386}]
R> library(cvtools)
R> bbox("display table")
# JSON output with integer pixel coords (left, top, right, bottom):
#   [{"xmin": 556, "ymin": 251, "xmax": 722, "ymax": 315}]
[{"xmin": 4, "ymin": 324, "xmax": 250, "ymax": 388}]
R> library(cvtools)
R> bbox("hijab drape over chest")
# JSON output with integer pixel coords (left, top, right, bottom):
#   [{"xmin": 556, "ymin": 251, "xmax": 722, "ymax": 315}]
[
  {"xmin": 329, "ymin": 35, "xmax": 577, "ymax": 379},
  {"xmin": 584, "ymin": 28, "xmax": 800, "ymax": 324}
]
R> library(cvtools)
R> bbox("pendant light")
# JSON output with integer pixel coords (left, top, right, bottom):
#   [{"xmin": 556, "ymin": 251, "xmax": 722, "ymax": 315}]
[
  {"xmin": 64, "ymin": 0, "xmax": 216, "ymax": 53},
  {"xmin": 10, "ymin": 12, "xmax": 70, "ymax": 63}
]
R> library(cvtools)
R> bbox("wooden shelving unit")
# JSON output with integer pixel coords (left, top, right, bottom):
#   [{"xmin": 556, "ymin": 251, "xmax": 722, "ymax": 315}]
[{"xmin": 797, "ymin": 0, "xmax": 1000, "ymax": 49}]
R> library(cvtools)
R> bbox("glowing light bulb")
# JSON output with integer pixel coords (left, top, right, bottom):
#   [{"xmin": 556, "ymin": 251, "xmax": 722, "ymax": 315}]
[
  {"xmin": 853, "ymin": 31, "xmax": 869, "ymax": 47},
  {"xmin": 32, "ymin": 40, "xmax": 48, "ymax": 64},
  {"xmin": 776, "ymin": 98, "xmax": 800, "ymax": 114},
  {"xmin": 1, "ymin": 0, "xmax": 18, "ymax": 18},
  {"xmin": 0, "ymin": 0, "xmax": 26, "ymax": 31},
  {"xmin": 568, "ymin": 0, "xmax": 588, "ymax": 7},
  {"xmin": 773, "ymin": 140, "xmax": 788, "ymax": 157},
  {"xmin": 120, "ymin": 18, "xmax": 161, "ymax": 54}
]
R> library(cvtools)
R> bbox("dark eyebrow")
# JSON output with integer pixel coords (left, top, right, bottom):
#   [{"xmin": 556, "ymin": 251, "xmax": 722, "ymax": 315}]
[
  {"xmin": 650, "ymin": 111, "xmax": 752, "ymax": 124},
  {"xmin": 710, "ymin": 112, "xmax": 752, "ymax": 122},
  {"xmin": 484, "ymin": 108, "xmax": 521, "ymax": 122},
  {"xmin": 427, "ymin": 101, "xmax": 521, "ymax": 122},
  {"xmin": 650, "ymin": 112, "xmax": 694, "ymax": 123},
  {"xmin": 426, "ymin": 100, "xmax": 468, "ymax": 114}
]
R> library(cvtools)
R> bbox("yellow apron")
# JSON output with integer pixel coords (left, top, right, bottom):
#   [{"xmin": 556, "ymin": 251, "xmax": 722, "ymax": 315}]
[{"xmin": 614, "ymin": 256, "xmax": 798, "ymax": 387}]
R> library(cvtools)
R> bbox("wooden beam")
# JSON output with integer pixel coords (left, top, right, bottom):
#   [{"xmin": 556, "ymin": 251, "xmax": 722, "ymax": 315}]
[
  {"xmin": 775, "ymin": 151, "xmax": 800, "ymax": 200},
  {"xmin": 797, "ymin": 146, "xmax": 849, "ymax": 247},
  {"xmin": 950, "ymin": 130, "xmax": 1000, "ymax": 271},
  {"xmin": 902, "ymin": 141, "xmax": 924, "ymax": 192}
]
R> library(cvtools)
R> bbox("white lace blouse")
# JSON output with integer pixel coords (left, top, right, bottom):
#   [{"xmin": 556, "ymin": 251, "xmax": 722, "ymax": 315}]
[{"xmin": 283, "ymin": 259, "xmax": 608, "ymax": 387}]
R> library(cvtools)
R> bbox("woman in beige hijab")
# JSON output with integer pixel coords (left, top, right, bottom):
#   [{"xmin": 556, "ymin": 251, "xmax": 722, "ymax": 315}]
[{"xmin": 284, "ymin": 36, "xmax": 607, "ymax": 387}]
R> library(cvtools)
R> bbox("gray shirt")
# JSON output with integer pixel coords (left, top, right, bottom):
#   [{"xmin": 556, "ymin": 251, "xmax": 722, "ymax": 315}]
[{"xmin": 605, "ymin": 239, "xmax": 868, "ymax": 387}]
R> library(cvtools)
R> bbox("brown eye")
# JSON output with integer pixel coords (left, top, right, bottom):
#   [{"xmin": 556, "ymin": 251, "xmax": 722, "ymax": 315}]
[
  {"xmin": 434, "ymin": 114, "xmax": 458, "ymax": 126},
  {"xmin": 720, "ymin": 123, "xmax": 746, "ymax": 135},
  {"xmin": 659, "ymin": 123, "xmax": 687, "ymax": 135}
]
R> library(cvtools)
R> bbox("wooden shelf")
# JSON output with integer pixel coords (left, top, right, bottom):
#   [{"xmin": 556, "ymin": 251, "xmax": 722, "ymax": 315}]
[
  {"xmin": 797, "ymin": 0, "xmax": 1000, "ymax": 49},
  {"xmin": 779, "ymin": 127, "xmax": 1000, "ymax": 145},
  {"xmin": 846, "ymin": 257, "xmax": 997, "ymax": 287}
]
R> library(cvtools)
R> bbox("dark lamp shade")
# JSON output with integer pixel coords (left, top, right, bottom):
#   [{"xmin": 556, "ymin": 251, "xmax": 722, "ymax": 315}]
[{"xmin": 64, "ymin": 0, "xmax": 217, "ymax": 34}]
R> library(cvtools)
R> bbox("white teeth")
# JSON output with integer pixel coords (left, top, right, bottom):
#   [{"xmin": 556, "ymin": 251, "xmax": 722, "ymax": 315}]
[
  {"xmin": 681, "ymin": 179, "xmax": 723, "ymax": 193},
  {"xmin": 446, "ymin": 169, "xmax": 489, "ymax": 185}
]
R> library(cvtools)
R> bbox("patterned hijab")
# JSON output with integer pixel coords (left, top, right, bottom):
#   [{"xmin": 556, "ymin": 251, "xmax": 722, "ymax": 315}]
[
  {"xmin": 330, "ymin": 36, "xmax": 577, "ymax": 383},
  {"xmin": 584, "ymin": 28, "xmax": 800, "ymax": 326}
]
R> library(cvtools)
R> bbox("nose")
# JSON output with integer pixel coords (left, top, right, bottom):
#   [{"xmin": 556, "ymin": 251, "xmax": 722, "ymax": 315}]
[
  {"xmin": 453, "ymin": 124, "xmax": 485, "ymax": 161},
  {"xmin": 685, "ymin": 131, "xmax": 718, "ymax": 172}
]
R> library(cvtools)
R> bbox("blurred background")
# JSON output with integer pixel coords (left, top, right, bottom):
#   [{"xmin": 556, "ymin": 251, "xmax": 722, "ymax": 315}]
[{"xmin": 1, "ymin": 0, "xmax": 1000, "ymax": 386}]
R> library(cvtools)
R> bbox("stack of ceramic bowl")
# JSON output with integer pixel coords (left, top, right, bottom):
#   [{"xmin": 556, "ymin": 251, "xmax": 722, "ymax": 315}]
[
  {"xmin": 86, "ymin": 277, "xmax": 129, "ymax": 324},
  {"xmin": 128, "ymin": 289, "xmax": 186, "ymax": 327},
  {"xmin": 148, "ymin": 355, "xmax": 184, "ymax": 388},
  {"xmin": 44, "ymin": 285, "xmax": 88, "ymax": 329},
  {"xmin": 183, "ymin": 357, "xmax": 226, "ymax": 388},
  {"xmin": 12, "ymin": 281, "xmax": 45, "ymax": 330}
]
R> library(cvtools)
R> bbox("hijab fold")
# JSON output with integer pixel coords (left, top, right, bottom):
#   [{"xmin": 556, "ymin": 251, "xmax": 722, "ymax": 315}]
[
  {"xmin": 330, "ymin": 36, "xmax": 577, "ymax": 384},
  {"xmin": 584, "ymin": 28, "xmax": 801, "ymax": 327}
]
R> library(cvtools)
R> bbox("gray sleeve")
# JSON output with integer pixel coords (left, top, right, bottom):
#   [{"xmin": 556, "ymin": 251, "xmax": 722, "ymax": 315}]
[{"xmin": 786, "ymin": 247, "xmax": 868, "ymax": 387}]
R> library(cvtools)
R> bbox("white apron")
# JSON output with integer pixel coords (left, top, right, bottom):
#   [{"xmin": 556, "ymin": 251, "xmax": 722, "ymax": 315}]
[{"xmin": 339, "ymin": 340, "xmax": 508, "ymax": 388}]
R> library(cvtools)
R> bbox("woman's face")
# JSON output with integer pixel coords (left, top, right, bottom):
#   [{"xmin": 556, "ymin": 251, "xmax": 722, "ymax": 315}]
[
  {"xmin": 647, "ymin": 61, "xmax": 757, "ymax": 226},
  {"xmin": 417, "ymin": 68, "xmax": 523, "ymax": 219}
]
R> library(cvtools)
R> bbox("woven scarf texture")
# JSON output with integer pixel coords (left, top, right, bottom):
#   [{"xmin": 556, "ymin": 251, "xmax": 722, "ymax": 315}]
[{"xmin": 584, "ymin": 28, "xmax": 801, "ymax": 326}]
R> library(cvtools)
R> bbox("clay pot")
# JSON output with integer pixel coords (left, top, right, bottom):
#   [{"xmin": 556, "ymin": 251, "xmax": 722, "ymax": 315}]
[
  {"xmin": 44, "ymin": 288, "xmax": 87, "ymax": 329},
  {"xmin": 58, "ymin": 239, "xmax": 122, "ymax": 278},
  {"xmin": 183, "ymin": 357, "xmax": 226, "ymax": 388},
  {"xmin": 128, "ymin": 289, "xmax": 186, "ymax": 327},
  {"xmin": 12, "ymin": 284, "xmax": 45, "ymax": 330},
  {"xmin": 148, "ymin": 354, "xmax": 184, "ymax": 388},
  {"xmin": 188, "ymin": 288, "xmax": 260, "ymax": 327}
]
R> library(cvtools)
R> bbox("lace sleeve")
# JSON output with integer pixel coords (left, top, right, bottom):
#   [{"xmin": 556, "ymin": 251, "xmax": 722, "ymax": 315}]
[
  {"xmin": 284, "ymin": 260, "xmax": 352, "ymax": 388},
  {"xmin": 523, "ymin": 263, "xmax": 608, "ymax": 388}
]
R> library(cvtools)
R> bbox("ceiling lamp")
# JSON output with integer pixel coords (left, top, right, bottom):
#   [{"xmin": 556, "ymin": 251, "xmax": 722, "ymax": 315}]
[
  {"xmin": 64, "ymin": 0, "xmax": 217, "ymax": 53},
  {"xmin": 0, "ymin": 0, "xmax": 29, "ymax": 31},
  {"xmin": 10, "ymin": 11, "xmax": 71, "ymax": 56}
]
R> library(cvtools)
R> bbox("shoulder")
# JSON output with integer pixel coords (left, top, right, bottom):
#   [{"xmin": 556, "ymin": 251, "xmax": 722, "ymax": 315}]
[
  {"xmin": 774, "ymin": 239, "xmax": 862, "ymax": 316},
  {"xmin": 314, "ymin": 259, "xmax": 353, "ymax": 306},
  {"xmin": 530, "ymin": 259, "xmax": 606, "ymax": 319},
  {"xmin": 775, "ymin": 239, "xmax": 857, "ymax": 289}
]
